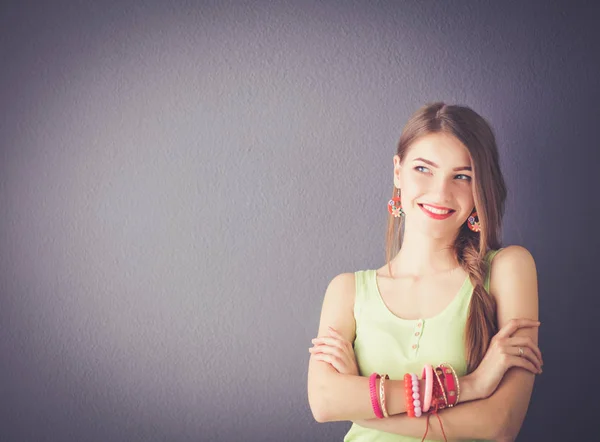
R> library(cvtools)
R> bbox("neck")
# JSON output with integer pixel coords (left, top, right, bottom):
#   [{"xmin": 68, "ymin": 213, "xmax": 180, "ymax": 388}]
[{"xmin": 388, "ymin": 224, "xmax": 461, "ymax": 278}]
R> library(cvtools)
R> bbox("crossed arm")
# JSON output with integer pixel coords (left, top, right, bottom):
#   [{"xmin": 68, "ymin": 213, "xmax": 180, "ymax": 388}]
[
  {"xmin": 307, "ymin": 246, "xmax": 539, "ymax": 441},
  {"xmin": 350, "ymin": 368, "xmax": 535, "ymax": 441}
]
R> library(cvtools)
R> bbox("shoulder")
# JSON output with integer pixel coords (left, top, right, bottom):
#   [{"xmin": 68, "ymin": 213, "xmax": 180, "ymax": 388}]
[
  {"xmin": 322, "ymin": 272, "xmax": 357, "ymax": 308},
  {"xmin": 322, "ymin": 272, "xmax": 357, "ymax": 317},
  {"xmin": 489, "ymin": 245, "xmax": 539, "ymax": 326},
  {"xmin": 326, "ymin": 272, "xmax": 357, "ymax": 292},
  {"xmin": 493, "ymin": 245, "xmax": 536, "ymax": 266},
  {"xmin": 490, "ymin": 245, "xmax": 537, "ymax": 285}
]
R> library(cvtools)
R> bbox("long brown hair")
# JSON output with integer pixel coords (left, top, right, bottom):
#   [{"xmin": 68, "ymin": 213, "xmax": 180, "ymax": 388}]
[{"xmin": 385, "ymin": 102, "xmax": 507, "ymax": 373}]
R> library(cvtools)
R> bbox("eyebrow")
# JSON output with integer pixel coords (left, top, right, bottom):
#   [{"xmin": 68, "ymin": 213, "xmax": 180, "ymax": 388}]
[{"xmin": 413, "ymin": 157, "xmax": 472, "ymax": 172}]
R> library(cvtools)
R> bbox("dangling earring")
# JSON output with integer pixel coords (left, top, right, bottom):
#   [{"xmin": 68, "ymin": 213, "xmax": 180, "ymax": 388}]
[
  {"xmin": 387, "ymin": 188, "xmax": 405, "ymax": 218},
  {"xmin": 467, "ymin": 210, "xmax": 481, "ymax": 232}
]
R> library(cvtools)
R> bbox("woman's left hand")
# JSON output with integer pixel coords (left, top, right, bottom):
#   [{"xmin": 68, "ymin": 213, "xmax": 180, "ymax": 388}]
[{"xmin": 309, "ymin": 326, "xmax": 359, "ymax": 376}]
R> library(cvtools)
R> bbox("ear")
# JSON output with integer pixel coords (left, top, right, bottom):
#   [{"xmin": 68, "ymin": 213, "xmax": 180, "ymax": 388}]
[{"xmin": 393, "ymin": 154, "xmax": 402, "ymax": 189}]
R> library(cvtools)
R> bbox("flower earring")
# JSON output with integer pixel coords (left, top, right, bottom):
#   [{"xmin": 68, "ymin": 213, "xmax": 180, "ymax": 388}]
[
  {"xmin": 467, "ymin": 210, "xmax": 481, "ymax": 232},
  {"xmin": 387, "ymin": 188, "xmax": 405, "ymax": 218}
]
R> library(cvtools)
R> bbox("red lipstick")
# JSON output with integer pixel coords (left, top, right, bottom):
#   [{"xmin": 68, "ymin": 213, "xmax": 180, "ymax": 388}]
[{"xmin": 419, "ymin": 204, "xmax": 455, "ymax": 220}]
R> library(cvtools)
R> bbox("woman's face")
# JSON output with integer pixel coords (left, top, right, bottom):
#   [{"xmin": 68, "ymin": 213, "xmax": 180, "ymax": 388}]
[{"xmin": 394, "ymin": 132, "xmax": 475, "ymax": 238}]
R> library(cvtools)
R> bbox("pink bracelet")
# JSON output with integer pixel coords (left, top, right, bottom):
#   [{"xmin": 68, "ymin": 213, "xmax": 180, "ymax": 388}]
[
  {"xmin": 410, "ymin": 373, "xmax": 422, "ymax": 417},
  {"xmin": 422, "ymin": 364, "xmax": 433, "ymax": 412},
  {"xmin": 369, "ymin": 373, "xmax": 384, "ymax": 419}
]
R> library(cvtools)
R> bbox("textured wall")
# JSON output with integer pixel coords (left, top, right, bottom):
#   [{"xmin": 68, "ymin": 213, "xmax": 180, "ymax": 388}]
[{"xmin": 1, "ymin": 1, "xmax": 598, "ymax": 441}]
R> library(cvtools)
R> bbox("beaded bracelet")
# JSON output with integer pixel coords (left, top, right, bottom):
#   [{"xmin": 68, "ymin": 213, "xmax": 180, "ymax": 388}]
[
  {"xmin": 410, "ymin": 373, "xmax": 422, "ymax": 417},
  {"xmin": 403, "ymin": 373, "xmax": 415, "ymax": 417},
  {"xmin": 440, "ymin": 363, "xmax": 459, "ymax": 407},
  {"xmin": 369, "ymin": 373, "xmax": 384, "ymax": 419},
  {"xmin": 379, "ymin": 374, "xmax": 390, "ymax": 418},
  {"xmin": 403, "ymin": 373, "xmax": 422, "ymax": 417}
]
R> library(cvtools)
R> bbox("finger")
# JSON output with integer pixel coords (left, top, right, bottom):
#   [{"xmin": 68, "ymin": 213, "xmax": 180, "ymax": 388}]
[
  {"xmin": 312, "ymin": 336, "xmax": 346, "ymax": 350},
  {"xmin": 312, "ymin": 352, "xmax": 342, "ymax": 372},
  {"xmin": 310, "ymin": 343, "xmax": 344, "ymax": 361},
  {"xmin": 327, "ymin": 328, "xmax": 355, "ymax": 352},
  {"xmin": 327, "ymin": 327, "xmax": 353, "ymax": 347},
  {"xmin": 508, "ymin": 355, "xmax": 541, "ymax": 375},
  {"xmin": 496, "ymin": 318, "xmax": 541, "ymax": 339},
  {"xmin": 509, "ymin": 346, "xmax": 542, "ymax": 372},
  {"xmin": 497, "ymin": 318, "xmax": 541, "ymax": 338},
  {"xmin": 521, "ymin": 347, "xmax": 542, "ymax": 372},
  {"xmin": 312, "ymin": 348, "xmax": 356, "ymax": 376},
  {"xmin": 507, "ymin": 336, "xmax": 543, "ymax": 367}
]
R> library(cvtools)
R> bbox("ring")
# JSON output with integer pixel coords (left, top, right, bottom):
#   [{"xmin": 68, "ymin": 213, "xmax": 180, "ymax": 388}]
[{"xmin": 518, "ymin": 347, "xmax": 524, "ymax": 357}]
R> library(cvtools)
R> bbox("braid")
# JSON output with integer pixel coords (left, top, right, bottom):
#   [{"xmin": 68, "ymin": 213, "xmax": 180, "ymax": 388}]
[{"xmin": 456, "ymin": 231, "xmax": 498, "ymax": 373}]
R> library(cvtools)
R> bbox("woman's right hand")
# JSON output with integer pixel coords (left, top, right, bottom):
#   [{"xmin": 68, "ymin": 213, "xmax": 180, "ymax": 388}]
[{"xmin": 470, "ymin": 318, "xmax": 543, "ymax": 399}]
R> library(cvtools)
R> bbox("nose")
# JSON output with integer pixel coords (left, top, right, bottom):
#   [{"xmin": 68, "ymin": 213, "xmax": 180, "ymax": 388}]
[{"xmin": 429, "ymin": 178, "xmax": 453, "ymax": 204}]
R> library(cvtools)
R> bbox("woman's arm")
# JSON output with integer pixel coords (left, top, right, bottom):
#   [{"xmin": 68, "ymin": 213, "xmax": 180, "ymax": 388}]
[
  {"xmin": 308, "ymin": 272, "xmax": 393, "ymax": 422},
  {"xmin": 307, "ymin": 273, "xmax": 488, "ymax": 423},
  {"xmin": 482, "ymin": 245, "xmax": 539, "ymax": 440},
  {"xmin": 351, "ymin": 246, "xmax": 540, "ymax": 440},
  {"xmin": 353, "ymin": 390, "xmax": 503, "ymax": 441},
  {"xmin": 308, "ymin": 273, "xmax": 415, "ymax": 422}
]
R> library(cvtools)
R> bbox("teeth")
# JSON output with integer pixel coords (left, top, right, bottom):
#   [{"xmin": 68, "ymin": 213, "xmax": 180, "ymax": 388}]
[{"xmin": 422, "ymin": 204, "xmax": 451, "ymax": 215}]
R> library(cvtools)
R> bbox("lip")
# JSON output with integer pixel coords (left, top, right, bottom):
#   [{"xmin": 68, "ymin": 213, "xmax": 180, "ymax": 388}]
[
  {"xmin": 420, "ymin": 203, "xmax": 454, "ymax": 211},
  {"xmin": 418, "ymin": 204, "xmax": 455, "ymax": 220}
]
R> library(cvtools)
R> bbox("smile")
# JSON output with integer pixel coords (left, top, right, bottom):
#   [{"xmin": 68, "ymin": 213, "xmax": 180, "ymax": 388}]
[{"xmin": 418, "ymin": 204, "xmax": 455, "ymax": 220}]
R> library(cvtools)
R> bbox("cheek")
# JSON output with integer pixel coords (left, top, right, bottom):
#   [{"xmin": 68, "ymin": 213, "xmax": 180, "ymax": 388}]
[
  {"xmin": 401, "ymin": 173, "xmax": 427, "ymax": 190},
  {"xmin": 460, "ymin": 188, "xmax": 475, "ymax": 208},
  {"xmin": 400, "ymin": 181, "xmax": 420, "ymax": 199}
]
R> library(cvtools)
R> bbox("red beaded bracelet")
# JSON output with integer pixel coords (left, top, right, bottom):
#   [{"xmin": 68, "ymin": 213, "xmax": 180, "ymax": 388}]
[{"xmin": 403, "ymin": 373, "xmax": 415, "ymax": 417}]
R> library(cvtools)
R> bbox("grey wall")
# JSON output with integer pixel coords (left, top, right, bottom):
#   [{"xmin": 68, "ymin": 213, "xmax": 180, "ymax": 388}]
[{"xmin": 1, "ymin": 1, "xmax": 598, "ymax": 441}]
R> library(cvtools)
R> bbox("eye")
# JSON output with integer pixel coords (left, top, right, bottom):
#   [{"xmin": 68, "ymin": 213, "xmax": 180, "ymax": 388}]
[
  {"xmin": 414, "ymin": 166, "xmax": 430, "ymax": 173},
  {"xmin": 455, "ymin": 174, "xmax": 472, "ymax": 181}
]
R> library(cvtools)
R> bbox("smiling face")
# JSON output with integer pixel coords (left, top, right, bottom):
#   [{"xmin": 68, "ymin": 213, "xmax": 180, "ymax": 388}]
[{"xmin": 394, "ymin": 132, "xmax": 475, "ymax": 238}]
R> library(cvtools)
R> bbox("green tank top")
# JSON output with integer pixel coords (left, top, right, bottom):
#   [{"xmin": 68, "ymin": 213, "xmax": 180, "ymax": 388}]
[{"xmin": 343, "ymin": 249, "xmax": 501, "ymax": 442}]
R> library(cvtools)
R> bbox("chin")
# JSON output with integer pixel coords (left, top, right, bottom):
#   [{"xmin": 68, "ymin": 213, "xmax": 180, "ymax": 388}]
[{"xmin": 417, "ymin": 225, "xmax": 457, "ymax": 240}]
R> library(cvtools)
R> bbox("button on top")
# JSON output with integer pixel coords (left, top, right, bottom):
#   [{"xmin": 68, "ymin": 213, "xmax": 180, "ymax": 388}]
[
  {"xmin": 417, "ymin": 322, "xmax": 422, "ymax": 328},
  {"xmin": 415, "ymin": 331, "xmax": 421, "ymax": 336}
]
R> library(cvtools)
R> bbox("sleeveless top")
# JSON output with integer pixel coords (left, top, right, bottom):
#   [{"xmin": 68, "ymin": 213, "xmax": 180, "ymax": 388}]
[{"xmin": 343, "ymin": 249, "xmax": 502, "ymax": 442}]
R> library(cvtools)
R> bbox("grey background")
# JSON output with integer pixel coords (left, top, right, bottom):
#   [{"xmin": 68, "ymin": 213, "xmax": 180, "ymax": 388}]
[{"xmin": 1, "ymin": 0, "xmax": 599, "ymax": 441}]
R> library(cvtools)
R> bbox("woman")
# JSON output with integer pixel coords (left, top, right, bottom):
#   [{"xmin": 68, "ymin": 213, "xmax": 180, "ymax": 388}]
[{"xmin": 307, "ymin": 103, "xmax": 542, "ymax": 441}]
